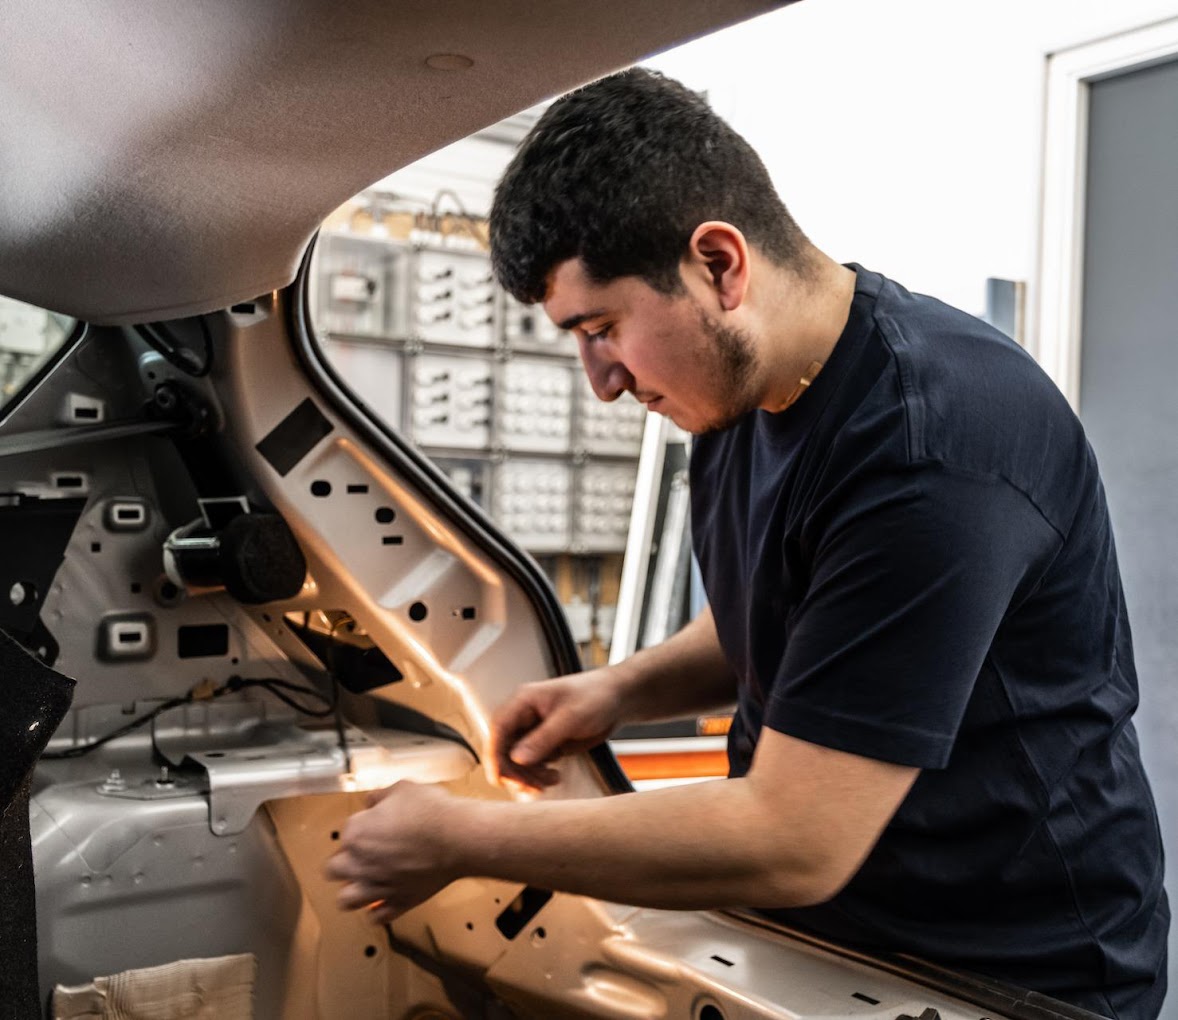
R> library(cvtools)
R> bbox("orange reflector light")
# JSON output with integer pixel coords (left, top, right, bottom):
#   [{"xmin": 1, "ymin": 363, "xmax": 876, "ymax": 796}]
[
  {"xmin": 696, "ymin": 715, "xmax": 733, "ymax": 736},
  {"xmin": 615, "ymin": 750, "xmax": 729, "ymax": 781}
]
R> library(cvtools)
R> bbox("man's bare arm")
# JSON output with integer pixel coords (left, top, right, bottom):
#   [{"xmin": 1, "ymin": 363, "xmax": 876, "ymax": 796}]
[
  {"xmin": 491, "ymin": 606, "xmax": 736, "ymax": 788},
  {"xmin": 611, "ymin": 604, "xmax": 736, "ymax": 723},
  {"xmin": 327, "ymin": 728, "xmax": 919, "ymax": 918}
]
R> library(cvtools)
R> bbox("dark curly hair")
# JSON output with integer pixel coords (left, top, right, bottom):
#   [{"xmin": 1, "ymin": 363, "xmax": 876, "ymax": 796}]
[{"xmin": 489, "ymin": 68, "xmax": 809, "ymax": 304}]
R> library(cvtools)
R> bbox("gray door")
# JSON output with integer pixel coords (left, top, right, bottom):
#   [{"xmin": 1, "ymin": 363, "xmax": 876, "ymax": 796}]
[{"xmin": 1079, "ymin": 54, "xmax": 1178, "ymax": 1015}]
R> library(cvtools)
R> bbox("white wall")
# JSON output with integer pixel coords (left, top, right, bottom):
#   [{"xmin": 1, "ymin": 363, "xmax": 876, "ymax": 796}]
[{"xmin": 645, "ymin": 0, "xmax": 1178, "ymax": 321}]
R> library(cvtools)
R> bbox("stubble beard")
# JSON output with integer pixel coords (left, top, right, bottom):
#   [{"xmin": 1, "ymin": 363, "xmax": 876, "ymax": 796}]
[{"xmin": 688, "ymin": 310, "xmax": 759, "ymax": 435}]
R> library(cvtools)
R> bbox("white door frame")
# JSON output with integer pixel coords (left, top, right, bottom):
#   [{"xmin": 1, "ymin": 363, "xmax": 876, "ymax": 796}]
[{"xmin": 1036, "ymin": 17, "xmax": 1178, "ymax": 411}]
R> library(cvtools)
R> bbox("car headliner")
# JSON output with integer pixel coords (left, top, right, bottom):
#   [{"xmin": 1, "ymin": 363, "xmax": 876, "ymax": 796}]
[{"xmin": 0, "ymin": 0, "xmax": 789, "ymax": 326}]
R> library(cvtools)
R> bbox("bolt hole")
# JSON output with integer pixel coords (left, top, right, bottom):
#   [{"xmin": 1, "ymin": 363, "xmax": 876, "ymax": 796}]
[
  {"xmin": 465, "ymin": 922, "xmax": 474, "ymax": 931},
  {"xmin": 130, "ymin": 582, "xmax": 142, "ymax": 594},
  {"xmin": 91, "ymin": 542, "xmax": 102, "ymax": 553},
  {"xmin": 364, "ymin": 945, "xmax": 377, "ymax": 958},
  {"xmin": 408, "ymin": 602, "xmax": 428, "ymax": 622},
  {"xmin": 375, "ymin": 507, "xmax": 396, "ymax": 524},
  {"xmin": 311, "ymin": 480, "xmax": 332, "ymax": 497},
  {"xmin": 330, "ymin": 831, "xmax": 340, "ymax": 841}
]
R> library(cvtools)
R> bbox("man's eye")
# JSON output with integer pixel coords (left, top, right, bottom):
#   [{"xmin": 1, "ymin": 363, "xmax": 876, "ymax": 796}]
[{"xmin": 585, "ymin": 325, "xmax": 611, "ymax": 343}]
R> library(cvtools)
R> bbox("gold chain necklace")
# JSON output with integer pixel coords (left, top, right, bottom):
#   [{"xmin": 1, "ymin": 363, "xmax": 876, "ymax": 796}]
[{"xmin": 780, "ymin": 359, "xmax": 825, "ymax": 411}]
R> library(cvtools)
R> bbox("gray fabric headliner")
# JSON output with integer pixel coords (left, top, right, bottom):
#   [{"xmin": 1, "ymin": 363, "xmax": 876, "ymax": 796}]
[{"xmin": 0, "ymin": 1, "xmax": 788, "ymax": 325}]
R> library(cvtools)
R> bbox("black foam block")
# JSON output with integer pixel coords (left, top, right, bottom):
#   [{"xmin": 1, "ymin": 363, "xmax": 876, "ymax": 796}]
[
  {"xmin": 220, "ymin": 512, "xmax": 307, "ymax": 604},
  {"xmin": 0, "ymin": 629, "xmax": 75, "ymax": 811},
  {"xmin": 0, "ymin": 628, "xmax": 76, "ymax": 1019},
  {"xmin": 0, "ymin": 781, "xmax": 40, "ymax": 1019}
]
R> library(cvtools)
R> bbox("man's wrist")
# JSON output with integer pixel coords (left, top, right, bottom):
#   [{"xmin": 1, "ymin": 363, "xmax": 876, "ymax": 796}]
[
  {"xmin": 609, "ymin": 656, "xmax": 652, "ymax": 724},
  {"xmin": 440, "ymin": 794, "xmax": 500, "ymax": 878}
]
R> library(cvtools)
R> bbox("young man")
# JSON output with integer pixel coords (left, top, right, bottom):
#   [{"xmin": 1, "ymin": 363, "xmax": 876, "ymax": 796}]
[{"xmin": 327, "ymin": 69, "xmax": 1168, "ymax": 1018}]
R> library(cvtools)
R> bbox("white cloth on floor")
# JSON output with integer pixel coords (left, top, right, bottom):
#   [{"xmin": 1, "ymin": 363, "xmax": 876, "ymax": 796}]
[{"xmin": 52, "ymin": 953, "xmax": 255, "ymax": 1020}]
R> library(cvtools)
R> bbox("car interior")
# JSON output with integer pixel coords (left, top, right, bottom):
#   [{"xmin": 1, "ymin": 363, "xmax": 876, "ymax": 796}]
[{"xmin": 0, "ymin": 2, "xmax": 1112, "ymax": 1017}]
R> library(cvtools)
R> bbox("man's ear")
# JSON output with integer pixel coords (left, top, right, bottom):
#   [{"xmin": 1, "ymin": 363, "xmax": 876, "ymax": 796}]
[{"xmin": 685, "ymin": 221, "xmax": 750, "ymax": 312}]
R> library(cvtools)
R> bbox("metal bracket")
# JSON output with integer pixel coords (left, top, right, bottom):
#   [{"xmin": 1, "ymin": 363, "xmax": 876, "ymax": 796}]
[{"xmin": 185, "ymin": 724, "xmax": 475, "ymax": 836}]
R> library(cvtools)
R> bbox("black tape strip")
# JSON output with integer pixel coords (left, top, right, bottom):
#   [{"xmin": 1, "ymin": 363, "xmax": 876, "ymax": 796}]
[{"xmin": 255, "ymin": 398, "xmax": 333, "ymax": 477}]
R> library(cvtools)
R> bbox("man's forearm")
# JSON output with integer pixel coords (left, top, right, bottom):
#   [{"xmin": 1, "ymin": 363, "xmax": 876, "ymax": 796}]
[
  {"xmin": 449, "ymin": 779, "xmax": 828, "ymax": 911},
  {"xmin": 329, "ymin": 731, "xmax": 918, "ymax": 922},
  {"xmin": 614, "ymin": 606, "xmax": 736, "ymax": 724}
]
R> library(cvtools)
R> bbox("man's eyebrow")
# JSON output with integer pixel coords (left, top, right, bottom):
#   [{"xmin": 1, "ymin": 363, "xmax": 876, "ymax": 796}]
[{"xmin": 557, "ymin": 309, "xmax": 607, "ymax": 332}]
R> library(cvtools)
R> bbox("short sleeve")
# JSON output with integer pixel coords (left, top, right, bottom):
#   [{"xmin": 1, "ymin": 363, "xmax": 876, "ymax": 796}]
[{"xmin": 766, "ymin": 464, "xmax": 1061, "ymax": 769}]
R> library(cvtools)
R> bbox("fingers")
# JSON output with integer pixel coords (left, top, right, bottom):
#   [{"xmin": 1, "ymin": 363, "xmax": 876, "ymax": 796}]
[
  {"xmin": 364, "ymin": 784, "xmax": 398, "ymax": 808},
  {"xmin": 489, "ymin": 697, "xmax": 543, "ymax": 779},
  {"xmin": 496, "ymin": 758, "xmax": 563, "ymax": 793},
  {"xmin": 494, "ymin": 700, "xmax": 577, "ymax": 782},
  {"xmin": 337, "ymin": 879, "xmax": 387, "ymax": 911},
  {"xmin": 507, "ymin": 709, "xmax": 571, "ymax": 769}
]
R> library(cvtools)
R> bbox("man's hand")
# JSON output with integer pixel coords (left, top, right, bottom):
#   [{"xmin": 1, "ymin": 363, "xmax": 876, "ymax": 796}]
[
  {"xmin": 324, "ymin": 781, "xmax": 462, "ymax": 924},
  {"xmin": 489, "ymin": 667, "xmax": 628, "ymax": 791}
]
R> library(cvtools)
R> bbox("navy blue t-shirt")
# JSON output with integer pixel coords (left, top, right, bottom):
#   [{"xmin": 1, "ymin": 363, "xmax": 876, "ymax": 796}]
[{"xmin": 690, "ymin": 266, "xmax": 1168, "ymax": 1019}]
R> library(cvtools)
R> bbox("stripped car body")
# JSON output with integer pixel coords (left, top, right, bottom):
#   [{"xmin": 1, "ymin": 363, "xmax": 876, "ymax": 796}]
[{"xmin": 0, "ymin": 2, "xmax": 1107, "ymax": 1017}]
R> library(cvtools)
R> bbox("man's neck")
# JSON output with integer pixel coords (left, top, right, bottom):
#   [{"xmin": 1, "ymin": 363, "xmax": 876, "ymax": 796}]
[{"xmin": 754, "ymin": 253, "xmax": 856, "ymax": 414}]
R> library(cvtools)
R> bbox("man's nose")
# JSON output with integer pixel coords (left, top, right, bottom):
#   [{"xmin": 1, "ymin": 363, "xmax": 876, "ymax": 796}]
[{"xmin": 580, "ymin": 345, "xmax": 634, "ymax": 403}]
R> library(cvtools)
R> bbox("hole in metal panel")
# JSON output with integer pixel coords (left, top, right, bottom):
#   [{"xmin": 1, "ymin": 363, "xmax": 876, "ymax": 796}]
[
  {"xmin": 408, "ymin": 601, "xmax": 428, "ymax": 622},
  {"xmin": 710, "ymin": 955, "xmax": 734, "ymax": 967},
  {"xmin": 310, "ymin": 480, "xmax": 332, "ymax": 497},
  {"xmin": 698, "ymin": 1007, "xmax": 725, "ymax": 1020},
  {"xmin": 375, "ymin": 507, "xmax": 396, "ymax": 524},
  {"xmin": 177, "ymin": 623, "xmax": 230, "ymax": 658},
  {"xmin": 347, "ymin": 484, "xmax": 369, "ymax": 494},
  {"xmin": 90, "ymin": 542, "xmax": 101, "ymax": 553},
  {"xmin": 382, "ymin": 535, "xmax": 404, "ymax": 546},
  {"xmin": 852, "ymin": 993, "xmax": 881, "ymax": 1005},
  {"xmin": 73, "ymin": 406, "xmax": 99, "ymax": 420},
  {"xmin": 231, "ymin": 303, "xmax": 256, "ymax": 314},
  {"xmin": 56, "ymin": 475, "xmax": 84, "ymax": 488},
  {"xmin": 495, "ymin": 887, "xmax": 552, "ymax": 940}
]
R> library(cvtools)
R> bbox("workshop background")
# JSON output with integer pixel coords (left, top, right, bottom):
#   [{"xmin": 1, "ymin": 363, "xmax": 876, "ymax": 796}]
[{"xmin": 1, "ymin": 0, "xmax": 1175, "ymax": 1008}]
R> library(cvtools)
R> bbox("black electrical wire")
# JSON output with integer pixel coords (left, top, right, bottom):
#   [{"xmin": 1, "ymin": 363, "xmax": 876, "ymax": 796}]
[
  {"xmin": 41, "ymin": 674, "xmax": 337, "ymax": 760},
  {"xmin": 430, "ymin": 187, "xmax": 488, "ymax": 247},
  {"xmin": 41, "ymin": 685, "xmax": 230, "ymax": 760},
  {"xmin": 134, "ymin": 318, "xmax": 214, "ymax": 378},
  {"xmin": 326, "ymin": 615, "xmax": 354, "ymax": 773}
]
